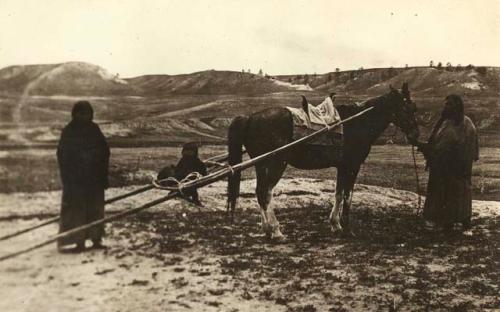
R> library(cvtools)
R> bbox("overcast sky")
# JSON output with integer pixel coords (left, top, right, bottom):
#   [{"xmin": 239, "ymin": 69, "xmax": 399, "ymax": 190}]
[{"xmin": 0, "ymin": 0, "xmax": 498, "ymax": 77}]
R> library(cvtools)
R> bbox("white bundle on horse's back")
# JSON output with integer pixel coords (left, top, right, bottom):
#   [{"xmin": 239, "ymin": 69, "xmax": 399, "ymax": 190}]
[
  {"xmin": 308, "ymin": 96, "xmax": 342, "ymax": 125},
  {"xmin": 287, "ymin": 96, "xmax": 343, "ymax": 134}
]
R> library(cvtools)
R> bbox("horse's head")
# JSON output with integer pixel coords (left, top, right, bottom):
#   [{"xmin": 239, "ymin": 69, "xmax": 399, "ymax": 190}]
[{"xmin": 385, "ymin": 82, "xmax": 419, "ymax": 144}]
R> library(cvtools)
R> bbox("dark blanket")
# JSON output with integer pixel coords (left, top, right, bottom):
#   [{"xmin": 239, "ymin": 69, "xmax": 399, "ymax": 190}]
[
  {"xmin": 423, "ymin": 116, "xmax": 479, "ymax": 226},
  {"xmin": 57, "ymin": 121, "xmax": 110, "ymax": 245},
  {"xmin": 289, "ymin": 126, "xmax": 344, "ymax": 169}
]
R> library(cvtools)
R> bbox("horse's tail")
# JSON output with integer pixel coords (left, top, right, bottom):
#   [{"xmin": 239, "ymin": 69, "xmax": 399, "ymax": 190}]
[{"xmin": 227, "ymin": 115, "xmax": 248, "ymax": 218}]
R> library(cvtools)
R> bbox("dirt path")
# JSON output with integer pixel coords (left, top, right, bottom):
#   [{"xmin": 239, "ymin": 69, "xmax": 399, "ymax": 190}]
[{"xmin": 0, "ymin": 179, "xmax": 498, "ymax": 311}]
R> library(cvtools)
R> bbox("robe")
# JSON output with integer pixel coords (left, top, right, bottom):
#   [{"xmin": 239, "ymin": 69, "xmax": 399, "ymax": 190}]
[
  {"xmin": 57, "ymin": 120, "xmax": 110, "ymax": 246},
  {"xmin": 423, "ymin": 116, "xmax": 479, "ymax": 227}
]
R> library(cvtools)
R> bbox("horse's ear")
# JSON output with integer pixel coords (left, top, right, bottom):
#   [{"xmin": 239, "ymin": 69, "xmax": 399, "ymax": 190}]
[
  {"xmin": 301, "ymin": 95, "xmax": 308, "ymax": 104},
  {"xmin": 301, "ymin": 95, "xmax": 309, "ymax": 117}
]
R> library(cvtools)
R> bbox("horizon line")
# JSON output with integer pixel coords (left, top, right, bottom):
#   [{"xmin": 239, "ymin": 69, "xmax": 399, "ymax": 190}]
[{"xmin": 1, "ymin": 61, "xmax": 498, "ymax": 79}]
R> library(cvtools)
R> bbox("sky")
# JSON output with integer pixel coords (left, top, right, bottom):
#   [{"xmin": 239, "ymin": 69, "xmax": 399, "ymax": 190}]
[{"xmin": 0, "ymin": 0, "xmax": 499, "ymax": 77}]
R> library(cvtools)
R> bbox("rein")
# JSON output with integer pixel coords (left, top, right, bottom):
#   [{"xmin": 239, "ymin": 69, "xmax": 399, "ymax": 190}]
[{"xmin": 411, "ymin": 145, "xmax": 422, "ymax": 214}]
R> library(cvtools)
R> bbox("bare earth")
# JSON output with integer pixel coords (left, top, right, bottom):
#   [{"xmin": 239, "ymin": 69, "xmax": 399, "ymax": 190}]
[{"xmin": 0, "ymin": 178, "xmax": 499, "ymax": 311}]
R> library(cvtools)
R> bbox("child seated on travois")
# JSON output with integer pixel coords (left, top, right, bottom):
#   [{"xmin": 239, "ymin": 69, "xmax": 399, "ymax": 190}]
[{"xmin": 158, "ymin": 142, "xmax": 207, "ymax": 205}]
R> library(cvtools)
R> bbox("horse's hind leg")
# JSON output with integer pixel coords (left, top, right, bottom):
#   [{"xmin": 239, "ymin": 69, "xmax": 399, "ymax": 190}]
[
  {"xmin": 256, "ymin": 160, "xmax": 287, "ymax": 240},
  {"xmin": 329, "ymin": 169, "xmax": 345, "ymax": 233}
]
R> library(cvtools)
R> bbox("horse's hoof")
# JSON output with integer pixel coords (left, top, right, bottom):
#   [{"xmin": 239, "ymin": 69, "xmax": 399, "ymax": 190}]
[
  {"xmin": 330, "ymin": 223, "xmax": 343, "ymax": 235},
  {"xmin": 271, "ymin": 233, "xmax": 287, "ymax": 243}
]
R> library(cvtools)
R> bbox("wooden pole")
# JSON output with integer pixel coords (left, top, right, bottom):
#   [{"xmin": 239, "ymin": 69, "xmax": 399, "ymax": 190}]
[
  {"xmin": 0, "ymin": 151, "xmax": 237, "ymax": 242},
  {"xmin": 0, "ymin": 192, "xmax": 178, "ymax": 262}
]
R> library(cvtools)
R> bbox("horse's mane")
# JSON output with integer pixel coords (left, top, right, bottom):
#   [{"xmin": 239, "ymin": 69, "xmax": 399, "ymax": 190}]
[{"xmin": 336, "ymin": 91, "xmax": 395, "ymax": 118}]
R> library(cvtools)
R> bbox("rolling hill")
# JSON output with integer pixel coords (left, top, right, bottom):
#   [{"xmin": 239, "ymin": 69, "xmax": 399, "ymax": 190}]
[
  {"xmin": 276, "ymin": 66, "xmax": 500, "ymax": 96},
  {"xmin": 127, "ymin": 70, "xmax": 296, "ymax": 95},
  {"xmin": 0, "ymin": 63, "xmax": 299, "ymax": 96},
  {"xmin": 0, "ymin": 62, "xmax": 132, "ymax": 96},
  {"xmin": 1, "ymin": 61, "xmax": 499, "ymax": 97}
]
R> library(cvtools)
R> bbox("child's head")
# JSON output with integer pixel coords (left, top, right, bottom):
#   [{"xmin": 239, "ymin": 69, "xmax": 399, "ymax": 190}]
[{"xmin": 182, "ymin": 142, "xmax": 199, "ymax": 158}]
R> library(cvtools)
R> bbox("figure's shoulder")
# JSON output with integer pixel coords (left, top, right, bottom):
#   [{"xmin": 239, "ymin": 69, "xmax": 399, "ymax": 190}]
[
  {"xmin": 91, "ymin": 121, "xmax": 102, "ymax": 129},
  {"xmin": 60, "ymin": 122, "xmax": 74, "ymax": 136},
  {"xmin": 90, "ymin": 122, "xmax": 106, "ymax": 135}
]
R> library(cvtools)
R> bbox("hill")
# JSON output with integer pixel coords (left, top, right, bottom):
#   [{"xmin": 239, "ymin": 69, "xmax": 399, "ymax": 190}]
[
  {"xmin": 0, "ymin": 62, "xmax": 132, "ymax": 96},
  {"xmin": 126, "ymin": 70, "xmax": 297, "ymax": 95},
  {"xmin": 1, "ymin": 62, "xmax": 499, "ymax": 97},
  {"xmin": 0, "ymin": 63, "xmax": 301, "ymax": 96},
  {"xmin": 277, "ymin": 66, "xmax": 500, "ymax": 96}
]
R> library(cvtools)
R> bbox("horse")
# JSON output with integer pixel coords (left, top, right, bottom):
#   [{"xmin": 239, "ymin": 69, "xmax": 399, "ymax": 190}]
[{"xmin": 227, "ymin": 83, "xmax": 419, "ymax": 239}]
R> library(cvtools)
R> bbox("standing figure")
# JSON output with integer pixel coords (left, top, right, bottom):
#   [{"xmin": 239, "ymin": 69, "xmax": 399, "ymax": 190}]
[
  {"xmin": 57, "ymin": 101, "xmax": 110, "ymax": 251},
  {"xmin": 416, "ymin": 94, "xmax": 479, "ymax": 232}
]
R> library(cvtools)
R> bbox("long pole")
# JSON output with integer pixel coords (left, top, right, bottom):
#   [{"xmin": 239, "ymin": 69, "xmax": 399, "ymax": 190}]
[
  {"xmin": 0, "ymin": 192, "xmax": 178, "ymax": 262},
  {"xmin": 0, "ymin": 150, "xmax": 239, "ymax": 242}
]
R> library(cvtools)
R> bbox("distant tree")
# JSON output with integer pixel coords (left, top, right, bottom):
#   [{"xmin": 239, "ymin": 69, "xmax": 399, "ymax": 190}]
[
  {"xmin": 456, "ymin": 64, "xmax": 462, "ymax": 71},
  {"xmin": 304, "ymin": 74, "xmax": 309, "ymax": 83},
  {"xmin": 264, "ymin": 74, "xmax": 270, "ymax": 79},
  {"xmin": 327, "ymin": 73, "xmax": 332, "ymax": 82},
  {"xmin": 436, "ymin": 62, "xmax": 443, "ymax": 69},
  {"xmin": 335, "ymin": 68, "xmax": 340, "ymax": 78},
  {"xmin": 465, "ymin": 64, "xmax": 475, "ymax": 70},
  {"xmin": 288, "ymin": 78, "xmax": 292, "ymax": 83},
  {"xmin": 349, "ymin": 71, "xmax": 355, "ymax": 79},
  {"xmin": 242, "ymin": 69, "xmax": 245, "ymax": 73},
  {"xmin": 258, "ymin": 69, "xmax": 263, "ymax": 76},
  {"xmin": 429, "ymin": 60, "xmax": 434, "ymax": 67},
  {"xmin": 358, "ymin": 67, "xmax": 364, "ymax": 71},
  {"xmin": 296, "ymin": 74, "xmax": 303, "ymax": 80},
  {"xmin": 446, "ymin": 62, "xmax": 453, "ymax": 71},
  {"xmin": 405, "ymin": 64, "xmax": 409, "ymax": 69}
]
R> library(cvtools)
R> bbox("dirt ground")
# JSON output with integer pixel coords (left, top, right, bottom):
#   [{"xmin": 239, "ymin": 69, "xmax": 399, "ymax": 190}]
[{"xmin": 0, "ymin": 178, "xmax": 499, "ymax": 311}]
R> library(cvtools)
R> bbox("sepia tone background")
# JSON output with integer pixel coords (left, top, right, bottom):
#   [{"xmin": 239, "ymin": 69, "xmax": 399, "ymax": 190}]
[{"xmin": 0, "ymin": 1, "xmax": 499, "ymax": 311}]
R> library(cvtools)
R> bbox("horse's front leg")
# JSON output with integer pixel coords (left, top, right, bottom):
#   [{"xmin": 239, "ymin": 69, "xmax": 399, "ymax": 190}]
[
  {"xmin": 340, "ymin": 167, "xmax": 360, "ymax": 236},
  {"xmin": 329, "ymin": 172, "xmax": 344, "ymax": 233}
]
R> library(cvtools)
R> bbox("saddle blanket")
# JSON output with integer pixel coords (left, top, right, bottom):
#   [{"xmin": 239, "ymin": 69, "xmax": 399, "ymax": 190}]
[{"xmin": 286, "ymin": 96, "xmax": 343, "ymax": 135}]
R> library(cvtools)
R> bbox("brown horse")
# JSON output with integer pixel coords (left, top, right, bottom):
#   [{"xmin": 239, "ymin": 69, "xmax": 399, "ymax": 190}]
[{"xmin": 227, "ymin": 83, "xmax": 419, "ymax": 239}]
